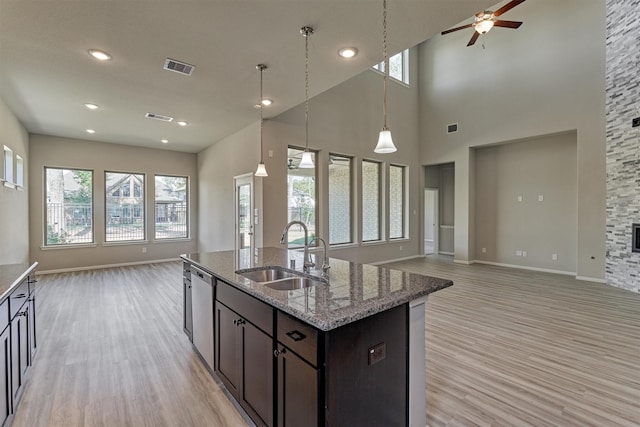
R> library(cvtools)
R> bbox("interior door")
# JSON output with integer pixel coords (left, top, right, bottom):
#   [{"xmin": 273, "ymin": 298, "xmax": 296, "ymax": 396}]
[
  {"xmin": 235, "ymin": 174, "xmax": 254, "ymax": 253},
  {"xmin": 424, "ymin": 188, "xmax": 438, "ymax": 255}
]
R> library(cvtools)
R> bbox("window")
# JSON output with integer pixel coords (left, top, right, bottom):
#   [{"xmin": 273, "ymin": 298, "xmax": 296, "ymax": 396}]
[
  {"xmin": 328, "ymin": 155, "xmax": 352, "ymax": 245},
  {"xmin": 15, "ymin": 155, "xmax": 24, "ymax": 188},
  {"xmin": 155, "ymin": 175, "xmax": 188, "ymax": 239},
  {"xmin": 389, "ymin": 165, "xmax": 406, "ymax": 239},
  {"xmin": 286, "ymin": 147, "xmax": 317, "ymax": 246},
  {"xmin": 362, "ymin": 160, "xmax": 382, "ymax": 242},
  {"xmin": 105, "ymin": 171, "xmax": 145, "ymax": 242},
  {"xmin": 45, "ymin": 167, "xmax": 93, "ymax": 245},
  {"xmin": 3, "ymin": 146, "xmax": 13, "ymax": 186},
  {"xmin": 372, "ymin": 49, "xmax": 409, "ymax": 85}
]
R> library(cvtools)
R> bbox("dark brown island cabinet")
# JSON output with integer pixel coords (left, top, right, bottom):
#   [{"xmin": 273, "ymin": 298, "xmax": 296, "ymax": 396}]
[
  {"xmin": 0, "ymin": 262, "xmax": 39, "ymax": 427},
  {"xmin": 182, "ymin": 248, "xmax": 452, "ymax": 427}
]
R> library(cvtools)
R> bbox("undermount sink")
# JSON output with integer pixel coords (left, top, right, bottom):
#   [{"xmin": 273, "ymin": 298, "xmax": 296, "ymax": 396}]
[
  {"xmin": 237, "ymin": 267, "xmax": 295, "ymax": 283},
  {"xmin": 264, "ymin": 276, "xmax": 324, "ymax": 291},
  {"xmin": 236, "ymin": 266, "xmax": 326, "ymax": 290}
]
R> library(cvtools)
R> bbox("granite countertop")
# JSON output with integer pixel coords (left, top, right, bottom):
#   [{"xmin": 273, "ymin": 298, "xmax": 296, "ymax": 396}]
[
  {"xmin": 181, "ymin": 248, "xmax": 452, "ymax": 331},
  {"xmin": 0, "ymin": 262, "xmax": 38, "ymax": 303}
]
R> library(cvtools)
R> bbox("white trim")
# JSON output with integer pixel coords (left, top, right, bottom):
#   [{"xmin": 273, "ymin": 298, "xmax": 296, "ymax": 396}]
[
  {"xmin": 472, "ymin": 260, "xmax": 576, "ymax": 276},
  {"xmin": 453, "ymin": 259, "xmax": 473, "ymax": 265},
  {"xmin": 438, "ymin": 251, "xmax": 454, "ymax": 256},
  {"xmin": 369, "ymin": 254, "xmax": 423, "ymax": 266},
  {"xmin": 103, "ymin": 240, "xmax": 149, "ymax": 246},
  {"xmin": 36, "ymin": 258, "xmax": 179, "ymax": 275},
  {"xmin": 41, "ymin": 243, "xmax": 98, "ymax": 250},
  {"xmin": 575, "ymin": 275, "xmax": 607, "ymax": 284},
  {"xmin": 152, "ymin": 238, "xmax": 192, "ymax": 244},
  {"xmin": 439, "ymin": 225, "xmax": 454, "ymax": 229}
]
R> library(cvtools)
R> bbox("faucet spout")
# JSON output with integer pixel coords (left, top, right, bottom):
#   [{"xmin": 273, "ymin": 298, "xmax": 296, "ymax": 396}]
[
  {"xmin": 280, "ymin": 221, "xmax": 315, "ymax": 273},
  {"xmin": 309, "ymin": 237, "xmax": 330, "ymax": 276}
]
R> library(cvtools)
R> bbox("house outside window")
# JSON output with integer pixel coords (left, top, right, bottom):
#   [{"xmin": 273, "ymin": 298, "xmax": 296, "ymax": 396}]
[
  {"xmin": 286, "ymin": 147, "xmax": 317, "ymax": 246},
  {"xmin": 44, "ymin": 167, "xmax": 93, "ymax": 245},
  {"xmin": 155, "ymin": 175, "xmax": 188, "ymax": 239},
  {"xmin": 105, "ymin": 171, "xmax": 145, "ymax": 242},
  {"xmin": 389, "ymin": 164, "xmax": 406, "ymax": 239},
  {"xmin": 362, "ymin": 160, "xmax": 382, "ymax": 242},
  {"xmin": 328, "ymin": 154, "xmax": 353, "ymax": 245}
]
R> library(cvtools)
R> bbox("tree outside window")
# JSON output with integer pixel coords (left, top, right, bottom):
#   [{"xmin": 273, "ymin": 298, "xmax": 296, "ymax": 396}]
[
  {"xmin": 105, "ymin": 171, "xmax": 145, "ymax": 241},
  {"xmin": 45, "ymin": 167, "xmax": 93, "ymax": 245},
  {"xmin": 155, "ymin": 175, "xmax": 188, "ymax": 239},
  {"xmin": 286, "ymin": 147, "xmax": 317, "ymax": 246}
]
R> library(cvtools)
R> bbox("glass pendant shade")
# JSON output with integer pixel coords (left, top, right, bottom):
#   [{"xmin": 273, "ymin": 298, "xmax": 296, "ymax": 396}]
[
  {"xmin": 298, "ymin": 151, "xmax": 314, "ymax": 168},
  {"xmin": 255, "ymin": 162, "xmax": 268, "ymax": 177},
  {"xmin": 375, "ymin": 128, "xmax": 397, "ymax": 153},
  {"xmin": 475, "ymin": 19, "xmax": 494, "ymax": 34}
]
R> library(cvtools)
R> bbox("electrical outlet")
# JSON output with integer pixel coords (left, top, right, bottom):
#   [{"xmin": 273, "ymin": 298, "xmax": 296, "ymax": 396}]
[
  {"xmin": 552, "ymin": 253, "xmax": 558, "ymax": 261},
  {"xmin": 142, "ymin": 247, "xmax": 147, "ymax": 253},
  {"xmin": 368, "ymin": 342, "xmax": 386, "ymax": 366},
  {"xmin": 517, "ymin": 195, "xmax": 523, "ymax": 202},
  {"xmin": 522, "ymin": 251, "xmax": 527, "ymax": 257},
  {"xmin": 538, "ymin": 195, "xmax": 544, "ymax": 202},
  {"xmin": 515, "ymin": 250, "xmax": 522, "ymax": 256},
  {"xmin": 399, "ymin": 245, "xmax": 403, "ymax": 251},
  {"xmin": 482, "ymin": 247, "xmax": 487, "ymax": 253},
  {"xmin": 633, "ymin": 117, "xmax": 640, "ymax": 127}
]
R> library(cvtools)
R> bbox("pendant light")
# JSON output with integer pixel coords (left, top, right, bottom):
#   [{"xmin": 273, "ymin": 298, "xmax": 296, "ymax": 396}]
[
  {"xmin": 374, "ymin": 0, "xmax": 397, "ymax": 154},
  {"xmin": 298, "ymin": 26, "xmax": 315, "ymax": 169},
  {"xmin": 254, "ymin": 64, "xmax": 269, "ymax": 177}
]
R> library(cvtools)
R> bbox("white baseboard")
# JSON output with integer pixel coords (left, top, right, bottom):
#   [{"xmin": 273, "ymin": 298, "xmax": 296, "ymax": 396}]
[
  {"xmin": 453, "ymin": 259, "xmax": 473, "ymax": 265},
  {"xmin": 472, "ymin": 260, "xmax": 576, "ymax": 276},
  {"xmin": 575, "ymin": 275, "xmax": 606, "ymax": 284},
  {"xmin": 370, "ymin": 254, "xmax": 424, "ymax": 266},
  {"xmin": 36, "ymin": 258, "xmax": 180, "ymax": 275},
  {"xmin": 438, "ymin": 251, "xmax": 454, "ymax": 256}
]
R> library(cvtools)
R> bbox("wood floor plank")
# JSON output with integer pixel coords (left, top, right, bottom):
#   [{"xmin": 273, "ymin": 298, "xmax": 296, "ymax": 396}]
[{"xmin": 11, "ymin": 257, "xmax": 640, "ymax": 427}]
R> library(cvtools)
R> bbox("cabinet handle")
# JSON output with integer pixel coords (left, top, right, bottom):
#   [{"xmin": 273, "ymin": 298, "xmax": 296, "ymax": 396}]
[
  {"xmin": 274, "ymin": 348, "xmax": 286, "ymax": 357},
  {"xmin": 28, "ymin": 279, "xmax": 38, "ymax": 284},
  {"xmin": 12, "ymin": 293, "xmax": 27, "ymax": 299},
  {"xmin": 286, "ymin": 330, "xmax": 306, "ymax": 342},
  {"xmin": 236, "ymin": 318, "xmax": 246, "ymax": 326}
]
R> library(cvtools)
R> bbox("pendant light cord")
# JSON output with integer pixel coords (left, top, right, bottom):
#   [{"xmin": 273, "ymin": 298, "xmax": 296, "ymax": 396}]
[
  {"xmin": 304, "ymin": 28, "xmax": 310, "ymax": 151},
  {"xmin": 382, "ymin": 0, "xmax": 388, "ymax": 130},
  {"xmin": 259, "ymin": 65, "xmax": 264, "ymax": 163}
]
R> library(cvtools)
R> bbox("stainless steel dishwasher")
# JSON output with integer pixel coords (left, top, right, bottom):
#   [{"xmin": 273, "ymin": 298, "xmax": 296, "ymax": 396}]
[{"xmin": 191, "ymin": 266, "xmax": 214, "ymax": 371}]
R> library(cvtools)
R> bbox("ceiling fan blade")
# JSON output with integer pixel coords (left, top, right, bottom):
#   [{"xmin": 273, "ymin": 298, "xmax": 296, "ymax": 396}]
[
  {"xmin": 493, "ymin": 20, "xmax": 523, "ymax": 29},
  {"xmin": 467, "ymin": 32, "xmax": 480, "ymax": 46},
  {"xmin": 493, "ymin": 0, "xmax": 525, "ymax": 17},
  {"xmin": 441, "ymin": 23, "xmax": 474, "ymax": 35}
]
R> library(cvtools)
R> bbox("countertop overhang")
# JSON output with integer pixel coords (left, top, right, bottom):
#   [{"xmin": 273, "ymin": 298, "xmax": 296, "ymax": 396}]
[
  {"xmin": 182, "ymin": 248, "xmax": 452, "ymax": 331},
  {"xmin": 0, "ymin": 262, "xmax": 38, "ymax": 303}
]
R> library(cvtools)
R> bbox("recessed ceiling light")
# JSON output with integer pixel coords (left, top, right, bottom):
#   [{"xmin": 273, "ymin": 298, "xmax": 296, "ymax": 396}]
[
  {"xmin": 254, "ymin": 99, "xmax": 273, "ymax": 108},
  {"xmin": 84, "ymin": 103, "xmax": 99, "ymax": 110},
  {"xmin": 338, "ymin": 47, "xmax": 358, "ymax": 58},
  {"xmin": 177, "ymin": 121, "xmax": 188, "ymax": 127},
  {"xmin": 88, "ymin": 49, "xmax": 112, "ymax": 61},
  {"xmin": 161, "ymin": 139, "xmax": 169, "ymax": 144},
  {"xmin": 86, "ymin": 129, "xmax": 96, "ymax": 134}
]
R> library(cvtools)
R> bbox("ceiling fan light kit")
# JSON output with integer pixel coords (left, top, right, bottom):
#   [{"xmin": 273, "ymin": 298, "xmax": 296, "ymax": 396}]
[{"xmin": 441, "ymin": 0, "xmax": 525, "ymax": 47}]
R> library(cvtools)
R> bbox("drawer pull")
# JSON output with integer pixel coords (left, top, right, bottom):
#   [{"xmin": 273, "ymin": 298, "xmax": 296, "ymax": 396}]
[
  {"xmin": 274, "ymin": 348, "xmax": 286, "ymax": 357},
  {"xmin": 286, "ymin": 330, "xmax": 306, "ymax": 342},
  {"xmin": 13, "ymin": 293, "xmax": 27, "ymax": 299}
]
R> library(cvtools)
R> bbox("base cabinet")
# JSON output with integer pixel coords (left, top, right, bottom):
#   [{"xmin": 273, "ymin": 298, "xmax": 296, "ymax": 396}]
[
  {"xmin": 10, "ymin": 306, "xmax": 29, "ymax": 404},
  {"xmin": 275, "ymin": 344, "xmax": 318, "ymax": 427},
  {"xmin": 183, "ymin": 263, "xmax": 193, "ymax": 341},
  {"xmin": 0, "ymin": 327, "xmax": 10, "ymax": 427}
]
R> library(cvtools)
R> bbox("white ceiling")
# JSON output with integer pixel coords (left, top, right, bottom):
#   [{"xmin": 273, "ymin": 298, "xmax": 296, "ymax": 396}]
[{"xmin": 0, "ymin": 0, "xmax": 498, "ymax": 153}]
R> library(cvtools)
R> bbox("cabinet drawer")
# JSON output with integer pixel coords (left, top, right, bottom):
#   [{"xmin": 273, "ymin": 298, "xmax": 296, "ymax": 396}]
[
  {"xmin": 9, "ymin": 280, "xmax": 29, "ymax": 319},
  {"xmin": 183, "ymin": 262, "xmax": 191, "ymax": 280},
  {"xmin": 277, "ymin": 311, "xmax": 318, "ymax": 366},
  {"xmin": 0, "ymin": 299, "xmax": 8, "ymax": 332},
  {"xmin": 217, "ymin": 281, "xmax": 273, "ymax": 335}
]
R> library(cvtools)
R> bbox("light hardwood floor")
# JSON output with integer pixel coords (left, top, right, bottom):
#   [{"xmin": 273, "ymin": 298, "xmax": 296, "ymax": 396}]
[{"xmin": 13, "ymin": 258, "xmax": 640, "ymax": 426}]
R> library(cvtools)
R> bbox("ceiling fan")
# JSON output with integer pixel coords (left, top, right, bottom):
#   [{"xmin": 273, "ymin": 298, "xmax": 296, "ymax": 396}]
[{"xmin": 441, "ymin": 0, "xmax": 526, "ymax": 47}]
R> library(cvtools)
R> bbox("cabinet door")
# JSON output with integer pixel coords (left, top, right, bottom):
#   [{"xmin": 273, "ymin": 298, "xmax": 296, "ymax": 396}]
[
  {"xmin": 0, "ymin": 327, "xmax": 11, "ymax": 426},
  {"xmin": 215, "ymin": 302, "xmax": 240, "ymax": 394},
  {"xmin": 241, "ymin": 322, "xmax": 273, "ymax": 427},
  {"xmin": 10, "ymin": 308, "xmax": 28, "ymax": 403},
  {"xmin": 277, "ymin": 344, "xmax": 318, "ymax": 427},
  {"xmin": 28, "ymin": 296, "xmax": 36, "ymax": 364}
]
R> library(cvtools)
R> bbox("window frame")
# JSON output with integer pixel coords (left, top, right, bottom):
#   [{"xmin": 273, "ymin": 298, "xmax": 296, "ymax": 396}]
[
  {"xmin": 372, "ymin": 48, "xmax": 410, "ymax": 85},
  {"xmin": 361, "ymin": 159, "xmax": 383, "ymax": 243},
  {"xmin": 154, "ymin": 174, "xmax": 190, "ymax": 240},
  {"xmin": 285, "ymin": 146, "xmax": 318, "ymax": 247},
  {"xmin": 389, "ymin": 164, "xmax": 407, "ymax": 240},
  {"xmin": 44, "ymin": 166, "xmax": 95, "ymax": 247},
  {"xmin": 328, "ymin": 153, "xmax": 354, "ymax": 246},
  {"xmin": 3, "ymin": 145, "xmax": 14, "ymax": 188},
  {"xmin": 104, "ymin": 170, "xmax": 146, "ymax": 243}
]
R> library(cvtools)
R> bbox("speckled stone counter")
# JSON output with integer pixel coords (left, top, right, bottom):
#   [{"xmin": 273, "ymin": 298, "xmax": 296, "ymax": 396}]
[
  {"xmin": 181, "ymin": 248, "xmax": 452, "ymax": 331},
  {"xmin": 0, "ymin": 262, "xmax": 38, "ymax": 302}
]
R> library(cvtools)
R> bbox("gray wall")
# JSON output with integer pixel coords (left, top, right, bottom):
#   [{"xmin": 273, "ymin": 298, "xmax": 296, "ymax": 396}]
[
  {"xmin": 0, "ymin": 97, "xmax": 29, "ymax": 264},
  {"xmin": 605, "ymin": 0, "xmax": 640, "ymax": 292},
  {"xmin": 419, "ymin": 0, "xmax": 606, "ymax": 280},
  {"xmin": 29, "ymin": 135, "xmax": 197, "ymax": 272},
  {"xmin": 198, "ymin": 48, "xmax": 422, "ymax": 264},
  {"xmin": 474, "ymin": 133, "xmax": 577, "ymax": 273}
]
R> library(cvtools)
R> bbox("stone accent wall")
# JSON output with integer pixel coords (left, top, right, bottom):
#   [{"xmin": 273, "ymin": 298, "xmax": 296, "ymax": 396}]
[{"xmin": 605, "ymin": 0, "xmax": 640, "ymax": 292}]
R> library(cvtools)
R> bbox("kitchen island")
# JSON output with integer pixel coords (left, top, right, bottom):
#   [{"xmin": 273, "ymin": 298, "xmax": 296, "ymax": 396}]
[{"xmin": 181, "ymin": 248, "xmax": 452, "ymax": 427}]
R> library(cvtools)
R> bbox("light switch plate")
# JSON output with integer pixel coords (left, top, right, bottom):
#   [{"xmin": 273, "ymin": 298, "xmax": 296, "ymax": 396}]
[{"xmin": 368, "ymin": 342, "xmax": 386, "ymax": 366}]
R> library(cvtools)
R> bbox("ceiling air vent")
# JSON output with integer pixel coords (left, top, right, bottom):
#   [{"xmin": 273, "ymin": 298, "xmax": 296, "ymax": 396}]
[
  {"xmin": 163, "ymin": 58, "xmax": 195, "ymax": 76},
  {"xmin": 145, "ymin": 112, "xmax": 174, "ymax": 122},
  {"xmin": 447, "ymin": 123, "xmax": 458, "ymax": 134}
]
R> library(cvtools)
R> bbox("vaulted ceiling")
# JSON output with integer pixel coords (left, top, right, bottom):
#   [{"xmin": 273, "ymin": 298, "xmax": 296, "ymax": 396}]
[{"xmin": 0, "ymin": 0, "xmax": 497, "ymax": 153}]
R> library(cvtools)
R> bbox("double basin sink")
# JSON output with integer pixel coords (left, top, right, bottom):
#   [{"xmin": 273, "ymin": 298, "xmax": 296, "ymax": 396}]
[{"xmin": 236, "ymin": 266, "xmax": 326, "ymax": 291}]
